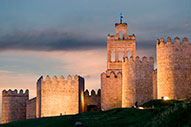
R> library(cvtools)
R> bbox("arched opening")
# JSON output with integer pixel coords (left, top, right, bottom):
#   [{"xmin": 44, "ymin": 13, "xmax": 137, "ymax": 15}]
[
  {"xmin": 128, "ymin": 51, "xmax": 132, "ymax": 58},
  {"xmin": 119, "ymin": 31, "xmax": 123, "ymax": 39},
  {"xmin": 87, "ymin": 105, "xmax": 98, "ymax": 112}
]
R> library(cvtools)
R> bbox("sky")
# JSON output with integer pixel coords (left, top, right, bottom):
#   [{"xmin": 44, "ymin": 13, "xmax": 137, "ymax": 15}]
[{"xmin": 0, "ymin": 0, "xmax": 191, "ymax": 119}]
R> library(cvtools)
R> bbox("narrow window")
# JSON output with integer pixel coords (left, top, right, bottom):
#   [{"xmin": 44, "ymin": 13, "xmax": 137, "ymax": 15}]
[
  {"xmin": 128, "ymin": 51, "xmax": 132, "ymax": 58},
  {"xmin": 119, "ymin": 31, "xmax": 123, "ymax": 39},
  {"xmin": 111, "ymin": 51, "xmax": 115, "ymax": 61},
  {"xmin": 118, "ymin": 51, "xmax": 123, "ymax": 61}
]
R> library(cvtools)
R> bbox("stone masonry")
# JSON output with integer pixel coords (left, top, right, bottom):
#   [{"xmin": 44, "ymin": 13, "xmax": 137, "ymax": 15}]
[
  {"xmin": 101, "ymin": 70, "xmax": 122, "ymax": 110},
  {"xmin": 36, "ymin": 75, "xmax": 84, "ymax": 118},
  {"xmin": 26, "ymin": 97, "xmax": 36, "ymax": 119},
  {"xmin": 153, "ymin": 69, "xmax": 157, "ymax": 99},
  {"xmin": 122, "ymin": 56, "xmax": 154, "ymax": 107},
  {"xmin": 2, "ymin": 19, "xmax": 191, "ymax": 124},
  {"xmin": 1, "ymin": 89, "xmax": 29, "ymax": 124},
  {"xmin": 101, "ymin": 21, "xmax": 136, "ymax": 110},
  {"xmin": 157, "ymin": 37, "xmax": 191, "ymax": 99},
  {"xmin": 84, "ymin": 89, "xmax": 101, "ymax": 112},
  {"xmin": 107, "ymin": 22, "xmax": 136, "ymax": 70}
]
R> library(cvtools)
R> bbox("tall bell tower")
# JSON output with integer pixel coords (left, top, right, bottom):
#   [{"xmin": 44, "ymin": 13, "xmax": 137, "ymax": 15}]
[
  {"xmin": 107, "ymin": 15, "xmax": 136, "ymax": 70},
  {"xmin": 101, "ymin": 15, "xmax": 136, "ymax": 111}
]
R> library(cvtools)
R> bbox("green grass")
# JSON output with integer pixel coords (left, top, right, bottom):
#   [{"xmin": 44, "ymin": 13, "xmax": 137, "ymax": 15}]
[{"xmin": 1, "ymin": 99, "xmax": 191, "ymax": 127}]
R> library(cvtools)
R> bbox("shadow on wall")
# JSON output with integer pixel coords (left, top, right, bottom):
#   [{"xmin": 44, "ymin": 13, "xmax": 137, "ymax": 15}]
[{"xmin": 87, "ymin": 105, "xmax": 99, "ymax": 112}]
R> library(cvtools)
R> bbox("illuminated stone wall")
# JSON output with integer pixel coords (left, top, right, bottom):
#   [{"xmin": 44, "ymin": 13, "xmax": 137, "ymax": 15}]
[
  {"xmin": 153, "ymin": 69, "xmax": 157, "ymax": 99},
  {"xmin": 122, "ymin": 56, "xmax": 154, "ymax": 107},
  {"xmin": 157, "ymin": 37, "xmax": 191, "ymax": 99},
  {"xmin": 1, "ymin": 89, "xmax": 29, "ymax": 124},
  {"xmin": 101, "ymin": 70, "xmax": 122, "ymax": 111},
  {"xmin": 36, "ymin": 75, "xmax": 84, "ymax": 118},
  {"xmin": 26, "ymin": 97, "xmax": 36, "ymax": 119},
  {"xmin": 101, "ymin": 22, "xmax": 136, "ymax": 111}
]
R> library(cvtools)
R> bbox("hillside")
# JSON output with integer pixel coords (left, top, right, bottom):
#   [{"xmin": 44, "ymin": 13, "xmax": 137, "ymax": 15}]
[{"xmin": 1, "ymin": 99, "xmax": 191, "ymax": 127}]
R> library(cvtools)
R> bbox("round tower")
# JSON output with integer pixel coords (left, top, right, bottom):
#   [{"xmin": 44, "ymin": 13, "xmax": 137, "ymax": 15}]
[
  {"xmin": 157, "ymin": 37, "xmax": 191, "ymax": 99},
  {"xmin": 1, "ymin": 89, "xmax": 29, "ymax": 124},
  {"xmin": 122, "ymin": 57, "xmax": 136, "ymax": 107},
  {"xmin": 122, "ymin": 56, "xmax": 154, "ymax": 107}
]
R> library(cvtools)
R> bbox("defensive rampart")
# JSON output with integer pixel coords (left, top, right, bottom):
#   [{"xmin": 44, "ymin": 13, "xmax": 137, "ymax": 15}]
[{"xmin": 1, "ymin": 89, "xmax": 29, "ymax": 123}]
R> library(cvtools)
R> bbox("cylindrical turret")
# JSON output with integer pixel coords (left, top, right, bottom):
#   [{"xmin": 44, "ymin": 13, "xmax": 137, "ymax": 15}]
[
  {"xmin": 1, "ymin": 89, "xmax": 29, "ymax": 124},
  {"xmin": 122, "ymin": 57, "xmax": 136, "ymax": 107},
  {"xmin": 122, "ymin": 56, "xmax": 154, "ymax": 107},
  {"xmin": 157, "ymin": 37, "xmax": 191, "ymax": 99}
]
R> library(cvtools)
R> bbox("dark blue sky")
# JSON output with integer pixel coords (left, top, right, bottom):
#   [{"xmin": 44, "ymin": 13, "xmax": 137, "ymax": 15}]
[{"xmin": 0, "ymin": 0, "xmax": 190, "ymax": 51}]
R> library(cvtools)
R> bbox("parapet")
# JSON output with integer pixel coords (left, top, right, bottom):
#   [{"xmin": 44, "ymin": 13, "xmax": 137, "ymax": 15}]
[
  {"xmin": 27, "ymin": 97, "xmax": 36, "ymax": 103},
  {"xmin": 84, "ymin": 89, "xmax": 101, "ymax": 97},
  {"xmin": 122, "ymin": 56, "xmax": 154, "ymax": 64},
  {"xmin": 2, "ymin": 89, "xmax": 29, "ymax": 97},
  {"xmin": 101, "ymin": 71, "xmax": 122, "ymax": 79},
  {"xmin": 157, "ymin": 37, "xmax": 190, "ymax": 48},
  {"xmin": 39, "ymin": 75, "xmax": 80, "ymax": 84}
]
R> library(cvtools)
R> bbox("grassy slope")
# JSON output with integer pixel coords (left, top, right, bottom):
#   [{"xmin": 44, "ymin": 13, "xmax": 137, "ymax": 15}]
[{"xmin": 1, "ymin": 100, "xmax": 191, "ymax": 127}]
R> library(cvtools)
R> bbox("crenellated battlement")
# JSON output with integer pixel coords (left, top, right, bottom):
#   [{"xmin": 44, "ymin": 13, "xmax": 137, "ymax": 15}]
[
  {"xmin": 36, "ymin": 74, "xmax": 84, "ymax": 117},
  {"xmin": 2, "ymin": 89, "xmax": 29, "ymax": 97},
  {"xmin": 39, "ymin": 75, "xmax": 79, "ymax": 84},
  {"xmin": 84, "ymin": 89, "xmax": 101, "ymax": 97},
  {"xmin": 101, "ymin": 71, "xmax": 122, "ymax": 79},
  {"xmin": 122, "ymin": 56, "xmax": 154, "ymax": 64},
  {"xmin": 157, "ymin": 37, "xmax": 190, "ymax": 48},
  {"xmin": 2, "ymin": 89, "xmax": 29, "ymax": 123},
  {"xmin": 84, "ymin": 89, "xmax": 101, "ymax": 112},
  {"xmin": 157, "ymin": 36, "xmax": 191, "ymax": 100}
]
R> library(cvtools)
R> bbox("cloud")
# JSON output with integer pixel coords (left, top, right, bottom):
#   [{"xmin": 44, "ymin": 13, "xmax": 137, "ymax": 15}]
[{"xmin": 0, "ymin": 29, "xmax": 106, "ymax": 51}]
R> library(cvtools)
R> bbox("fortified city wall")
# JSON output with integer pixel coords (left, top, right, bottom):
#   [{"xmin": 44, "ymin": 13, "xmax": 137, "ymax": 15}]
[
  {"xmin": 101, "ymin": 70, "xmax": 122, "ymax": 110},
  {"xmin": 36, "ymin": 75, "xmax": 84, "ymax": 118},
  {"xmin": 153, "ymin": 69, "xmax": 157, "ymax": 99},
  {"xmin": 1, "ymin": 89, "xmax": 29, "ymax": 124},
  {"xmin": 122, "ymin": 56, "xmax": 154, "ymax": 107},
  {"xmin": 26, "ymin": 97, "xmax": 36, "ymax": 119},
  {"xmin": 157, "ymin": 37, "xmax": 191, "ymax": 99},
  {"xmin": 84, "ymin": 89, "xmax": 101, "ymax": 112}
]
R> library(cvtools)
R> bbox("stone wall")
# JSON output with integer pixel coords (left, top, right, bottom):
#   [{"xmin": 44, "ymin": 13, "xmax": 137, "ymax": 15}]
[
  {"xmin": 122, "ymin": 56, "xmax": 154, "ymax": 107},
  {"xmin": 157, "ymin": 37, "xmax": 191, "ymax": 99},
  {"xmin": 153, "ymin": 69, "xmax": 157, "ymax": 99},
  {"xmin": 101, "ymin": 70, "xmax": 122, "ymax": 110},
  {"xmin": 26, "ymin": 97, "xmax": 36, "ymax": 119},
  {"xmin": 36, "ymin": 75, "xmax": 84, "ymax": 118},
  {"xmin": 1, "ymin": 89, "xmax": 29, "ymax": 124},
  {"xmin": 84, "ymin": 89, "xmax": 101, "ymax": 112}
]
